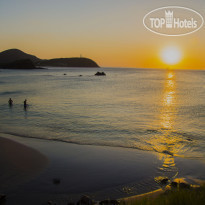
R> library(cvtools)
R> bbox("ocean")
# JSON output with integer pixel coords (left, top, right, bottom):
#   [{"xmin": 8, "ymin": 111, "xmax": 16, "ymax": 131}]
[{"xmin": 0, "ymin": 67, "xmax": 205, "ymax": 178}]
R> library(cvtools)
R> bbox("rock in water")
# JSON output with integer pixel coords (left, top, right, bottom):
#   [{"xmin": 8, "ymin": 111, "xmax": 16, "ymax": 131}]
[
  {"xmin": 154, "ymin": 176, "xmax": 170, "ymax": 185},
  {"xmin": 95, "ymin": 72, "xmax": 106, "ymax": 76},
  {"xmin": 53, "ymin": 178, "xmax": 61, "ymax": 185}
]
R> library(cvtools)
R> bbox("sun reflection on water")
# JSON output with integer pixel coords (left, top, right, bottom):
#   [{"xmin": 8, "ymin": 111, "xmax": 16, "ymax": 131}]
[
  {"xmin": 158, "ymin": 71, "xmax": 177, "ymax": 172},
  {"xmin": 146, "ymin": 71, "xmax": 180, "ymax": 175},
  {"xmin": 161, "ymin": 72, "xmax": 176, "ymax": 129}
]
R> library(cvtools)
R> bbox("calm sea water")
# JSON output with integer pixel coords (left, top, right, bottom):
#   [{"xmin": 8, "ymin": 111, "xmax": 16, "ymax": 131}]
[{"xmin": 0, "ymin": 67, "xmax": 205, "ymax": 175}]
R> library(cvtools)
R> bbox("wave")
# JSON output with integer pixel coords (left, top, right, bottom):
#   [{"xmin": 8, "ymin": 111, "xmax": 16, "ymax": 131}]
[
  {"xmin": 0, "ymin": 91, "xmax": 23, "ymax": 96},
  {"xmin": 146, "ymin": 128, "xmax": 197, "ymax": 142},
  {"xmin": 0, "ymin": 130, "xmax": 149, "ymax": 151},
  {"xmin": 0, "ymin": 130, "xmax": 201, "ymax": 159}
]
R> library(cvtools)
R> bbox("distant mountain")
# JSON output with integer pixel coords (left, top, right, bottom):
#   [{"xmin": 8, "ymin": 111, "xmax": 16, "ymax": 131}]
[
  {"xmin": 1, "ymin": 59, "xmax": 39, "ymax": 69},
  {"xmin": 0, "ymin": 49, "xmax": 40, "ymax": 65},
  {"xmin": 0, "ymin": 49, "xmax": 100, "ymax": 69},
  {"xmin": 38, "ymin": 58, "xmax": 99, "ymax": 68}
]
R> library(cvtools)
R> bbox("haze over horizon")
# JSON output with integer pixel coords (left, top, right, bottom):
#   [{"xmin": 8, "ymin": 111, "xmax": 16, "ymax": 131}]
[{"xmin": 0, "ymin": 0, "xmax": 205, "ymax": 69}]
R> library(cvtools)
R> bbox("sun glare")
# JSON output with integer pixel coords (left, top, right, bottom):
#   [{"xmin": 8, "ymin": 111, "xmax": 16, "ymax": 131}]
[{"xmin": 160, "ymin": 46, "xmax": 182, "ymax": 65}]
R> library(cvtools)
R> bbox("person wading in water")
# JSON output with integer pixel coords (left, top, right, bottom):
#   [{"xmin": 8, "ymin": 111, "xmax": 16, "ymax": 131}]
[
  {"xmin": 8, "ymin": 98, "xmax": 13, "ymax": 107},
  {"xmin": 24, "ymin": 99, "xmax": 27, "ymax": 108}
]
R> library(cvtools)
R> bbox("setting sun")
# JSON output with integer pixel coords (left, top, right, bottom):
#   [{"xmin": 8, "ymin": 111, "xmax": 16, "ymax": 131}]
[{"xmin": 160, "ymin": 46, "xmax": 183, "ymax": 65}]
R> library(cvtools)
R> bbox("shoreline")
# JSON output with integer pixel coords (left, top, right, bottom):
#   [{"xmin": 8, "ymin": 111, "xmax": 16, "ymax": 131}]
[
  {"xmin": 121, "ymin": 188, "xmax": 164, "ymax": 203},
  {"xmin": 0, "ymin": 133, "xmax": 161, "ymax": 204},
  {"xmin": 1, "ymin": 133, "xmax": 205, "ymax": 205}
]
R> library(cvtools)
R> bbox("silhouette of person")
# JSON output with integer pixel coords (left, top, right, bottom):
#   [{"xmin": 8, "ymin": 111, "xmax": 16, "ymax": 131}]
[
  {"xmin": 24, "ymin": 99, "xmax": 27, "ymax": 108},
  {"xmin": 8, "ymin": 98, "xmax": 13, "ymax": 106}
]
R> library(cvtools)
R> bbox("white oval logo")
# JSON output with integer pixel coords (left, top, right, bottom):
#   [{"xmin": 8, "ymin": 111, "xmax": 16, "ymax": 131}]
[{"xmin": 143, "ymin": 6, "xmax": 204, "ymax": 36}]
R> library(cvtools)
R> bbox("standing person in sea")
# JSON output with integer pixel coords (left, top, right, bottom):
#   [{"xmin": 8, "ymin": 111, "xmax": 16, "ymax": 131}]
[
  {"xmin": 8, "ymin": 98, "xmax": 13, "ymax": 107},
  {"xmin": 24, "ymin": 99, "xmax": 27, "ymax": 108}
]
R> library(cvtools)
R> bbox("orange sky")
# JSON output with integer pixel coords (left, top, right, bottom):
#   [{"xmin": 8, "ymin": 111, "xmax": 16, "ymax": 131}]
[{"xmin": 0, "ymin": 0, "xmax": 204, "ymax": 69}]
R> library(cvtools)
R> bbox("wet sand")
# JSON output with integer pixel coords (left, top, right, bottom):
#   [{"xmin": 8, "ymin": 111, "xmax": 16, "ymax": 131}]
[
  {"xmin": 0, "ymin": 133, "xmax": 161, "ymax": 204},
  {"xmin": 1, "ymin": 133, "xmax": 205, "ymax": 205},
  {"xmin": 0, "ymin": 137, "xmax": 48, "ymax": 192}
]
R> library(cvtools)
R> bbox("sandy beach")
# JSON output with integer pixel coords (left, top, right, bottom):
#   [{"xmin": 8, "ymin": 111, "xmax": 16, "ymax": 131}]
[
  {"xmin": 0, "ymin": 136, "xmax": 48, "ymax": 190},
  {"xmin": 1, "ymin": 133, "xmax": 205, "ymax": 205},
  {"xmin": 0, "ymin": 133, "xmax": 162, "ymax": 205}
]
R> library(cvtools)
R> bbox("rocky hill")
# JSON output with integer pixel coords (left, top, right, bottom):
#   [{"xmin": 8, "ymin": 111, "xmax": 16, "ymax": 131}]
[
  {"xmin": 1, "ymin": 59, "xmax": 38, "ymax": 69},
  {"xmin": 38, "ymin": 57, "xmax": 99, "ymax": 68},
  {"xmin": 0, "ymin": 49, "xmax": 99, "ymax": 69},
  {"xmin": 0, "ymin": 49, "xmax": 40, "ymax": 65}
]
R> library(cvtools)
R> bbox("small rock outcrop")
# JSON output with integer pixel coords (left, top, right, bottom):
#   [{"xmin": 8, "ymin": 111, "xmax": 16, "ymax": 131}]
[
  {"xmin": 77, "ymin": 195, "xmax": 94, "ymax": 205},
  {"xmin": 52, "ymin": 178, "xmax": 61, "ymax": 185},
  {"xmin": 170, "ymin": 180, "xmax": 191, "ymax": 189},
  {"xmin": 155, "ymin": 176, "xmax": 170, "ymax": 185},
  {"xmin": 170, "ymin": 181, "xmax": 178, "ymax": 188},
  {"xmin": 95, "ymin": 72, "xmax": 106, "ymax": 76}
]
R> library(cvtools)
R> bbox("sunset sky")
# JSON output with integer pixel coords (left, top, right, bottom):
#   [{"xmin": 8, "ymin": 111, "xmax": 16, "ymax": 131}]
[{"xmin": 0, "ymin": 0, "xmax": 204, "ymax": 69}]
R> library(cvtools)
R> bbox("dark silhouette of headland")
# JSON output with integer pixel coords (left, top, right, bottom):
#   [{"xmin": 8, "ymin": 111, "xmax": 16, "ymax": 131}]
[
  {"xmin": 2, "ymin": 59, "xmax": 36, "ymax": 69},
  {"xmin": 0, "ymin": 49, "xmax": 40, "ymax": 65},
  {"xmin": 38, "ymin": 57, "xmax": 99, "ymax": 68},
  {"xmin": 0, "ymin": 49, "xmax": 100, "ymax": 69}
]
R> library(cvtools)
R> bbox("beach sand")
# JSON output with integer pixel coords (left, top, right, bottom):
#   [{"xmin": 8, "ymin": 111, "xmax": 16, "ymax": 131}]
[
  {"xmin": 1, "ymin": 133, "xmax": 205, "ymax": 205},
  {"xmin": 0, "ymin": 136, "xmax": 48, "ymax": 190},
  {"xmin": 0, "ymin": 133, "xmax": 161, "ymax": 205}
]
